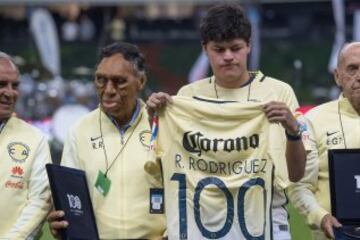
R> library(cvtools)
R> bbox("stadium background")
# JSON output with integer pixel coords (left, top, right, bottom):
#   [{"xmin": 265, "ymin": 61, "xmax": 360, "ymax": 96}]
[{"xmin": 0, "ymin": 0, "xmax": 358, "ymax": 239}]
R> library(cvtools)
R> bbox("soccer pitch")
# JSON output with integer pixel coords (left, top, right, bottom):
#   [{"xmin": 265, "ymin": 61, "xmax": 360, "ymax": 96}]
[{"xmin": 288, "ymin": 203, "xmax": 312, "ymax": 240}]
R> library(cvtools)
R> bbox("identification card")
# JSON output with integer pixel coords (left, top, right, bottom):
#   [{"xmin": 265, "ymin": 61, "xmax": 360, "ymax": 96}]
[
  {"xmin": 95, "ymin": 170, "xmax": 111, "ymax": 196},
  {"xmin": 149, "ymin": 188, "xmax": 164, "ymax": 214}
]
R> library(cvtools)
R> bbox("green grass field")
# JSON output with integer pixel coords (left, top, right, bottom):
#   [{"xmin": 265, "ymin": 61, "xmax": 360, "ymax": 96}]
[
  {"xmin": 38, "ymin": 203, "xmax": 311, "ymax": 240},
  {"xmin": 288, "ymin": 203, "xmax": 312, "ymax": 240}
]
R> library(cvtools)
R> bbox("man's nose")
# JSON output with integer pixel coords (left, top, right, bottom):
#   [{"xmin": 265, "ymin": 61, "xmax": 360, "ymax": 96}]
[
  {"xmin": 223, "ymin": 49, "xmax": 234, "ymax": 61},
  {"xmin": 352, "ymin": 71, "xmax": 360, "ymax": 83},
  {"xmin": 104, "ymin": 80, "xmax": 116, "ymax": 94}
]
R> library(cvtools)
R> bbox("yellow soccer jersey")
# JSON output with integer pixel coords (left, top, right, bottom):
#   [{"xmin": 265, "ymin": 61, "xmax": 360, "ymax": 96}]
[
  {"xmin": 0, "ymin": 117, "xmax": 51, "ymax": 239},
  {"xmin": 288, "ymin": 95, "xmax": 360, "ymax": 239},
  {"xmin": 61, "ymin": 103, "xmax": 166, "ymax": 239},
  {"xmin": 178, "ymin": 71, "xmax": 300, "ymax": 190},
  {"xmin": 148, "ymin": 96, "xmax": 274, "ymax": 240}
]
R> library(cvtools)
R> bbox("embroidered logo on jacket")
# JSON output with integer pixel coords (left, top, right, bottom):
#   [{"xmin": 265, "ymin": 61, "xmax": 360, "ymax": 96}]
[
  {"xmin": 7, "ymin": 142, "xmax": 30, "ymax": 163},
  {"xmin": 139, "ymin": 130, "xmax": 151, "ymax": 149},
  {"xmin": 325, "ymin": 130, "xmax": 343, "ymax": 146},
  {"xmin": 90, "ymin": 136, "xmax": 103, "ymax": 150},
  {"xmin": 11, "ymin": 166, "xmax": 24, "ymax": 179},
  {"xmin": 5, "ymin": 180, "xmax": 24, "ymax": 189}
]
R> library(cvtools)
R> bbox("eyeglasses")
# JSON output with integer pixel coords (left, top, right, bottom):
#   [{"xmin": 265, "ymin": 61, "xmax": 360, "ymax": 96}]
[{"xmin": 94, "ymin": 76, "xmax": 127, "ymax": 89}]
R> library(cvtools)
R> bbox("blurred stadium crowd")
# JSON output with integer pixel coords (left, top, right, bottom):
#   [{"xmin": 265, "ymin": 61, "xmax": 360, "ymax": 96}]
[{"xmin": 0, "ymin": 0, "xmax": 360, "ymax": 162}]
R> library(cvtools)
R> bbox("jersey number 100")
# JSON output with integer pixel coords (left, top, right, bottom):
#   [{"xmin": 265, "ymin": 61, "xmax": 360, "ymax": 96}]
[{"xmin": 171, "ymin": 173, "xmax": 266, "ymax": 240}]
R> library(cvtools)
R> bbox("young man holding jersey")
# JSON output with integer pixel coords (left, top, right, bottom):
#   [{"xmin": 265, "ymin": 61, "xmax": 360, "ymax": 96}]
[{"xmin": 147, "ymin": 3, "xmax": 307, "ymax": 239}]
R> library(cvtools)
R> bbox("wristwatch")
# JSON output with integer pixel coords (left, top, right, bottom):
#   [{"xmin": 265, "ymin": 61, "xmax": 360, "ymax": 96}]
[{"xmin": 285, "ymin": 122, "xmax": 302, "ymax": 141}]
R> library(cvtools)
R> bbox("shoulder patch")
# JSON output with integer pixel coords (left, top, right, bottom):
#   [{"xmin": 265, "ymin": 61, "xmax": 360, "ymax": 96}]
[{"xmin": 139, "ymin": 130, "xmax": 151, "ymax": 149}]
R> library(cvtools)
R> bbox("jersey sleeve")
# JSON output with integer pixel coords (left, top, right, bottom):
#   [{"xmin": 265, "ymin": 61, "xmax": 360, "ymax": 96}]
[
  {"xmin": 287, "ymin": 120, "xmax": 329, "ymax": 229},
  {"xmin": 5, "ymin": 135, "xmax": 52, "ymax": 239}
]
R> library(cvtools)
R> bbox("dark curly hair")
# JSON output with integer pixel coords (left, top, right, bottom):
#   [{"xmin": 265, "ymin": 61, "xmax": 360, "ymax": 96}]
[{"xmin": 200, "ymin": 3, "xmax": 251, "ymax": 44}]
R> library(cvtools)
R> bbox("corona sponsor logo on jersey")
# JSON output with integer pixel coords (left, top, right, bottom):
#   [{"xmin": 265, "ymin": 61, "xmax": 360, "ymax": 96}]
[
  {"xmin": 182, "ymin": 131, "xmax": 259, "ymax": 157},
  {"xmin": 7, "ymin": 142, "xmax": 30, "ymax": 163}
]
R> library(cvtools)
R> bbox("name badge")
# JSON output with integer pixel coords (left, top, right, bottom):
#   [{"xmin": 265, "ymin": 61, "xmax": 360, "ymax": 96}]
[
  {"xmin": 95, "ymin": 170, "xmax": 111, "ymax": 196},
  {"xmin": 150, "ymin": 188, "xmax": 164, "ymax": 214}
]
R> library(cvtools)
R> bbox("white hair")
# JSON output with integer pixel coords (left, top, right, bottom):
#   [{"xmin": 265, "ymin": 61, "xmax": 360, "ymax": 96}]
[{"xmin": 0, "ymin": 51, "xmax": 18, "ymax": 72}]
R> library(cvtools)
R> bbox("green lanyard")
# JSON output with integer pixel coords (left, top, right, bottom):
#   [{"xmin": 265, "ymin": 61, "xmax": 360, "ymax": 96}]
[{"xmin": 95, "ymin": 110, "xmax": 143, "ymax": 196}]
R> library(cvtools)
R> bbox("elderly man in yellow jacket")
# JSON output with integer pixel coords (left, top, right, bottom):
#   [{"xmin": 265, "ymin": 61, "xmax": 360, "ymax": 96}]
[
  {"xmin": 0, "ymin": 52, "xmax": 52, "ymax": 239},
  {"xmin": 47, "ymin": 42, "xmax": 166, "ymax": 239},
  {"xmin": 289, "ymin": 42, "xmax": 360, "ymax": 239}
]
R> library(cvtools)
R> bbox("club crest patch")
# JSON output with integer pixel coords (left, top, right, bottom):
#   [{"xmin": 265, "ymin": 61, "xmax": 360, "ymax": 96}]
[
  {"xmin": 7, "ymin": 142, "xmax": 30, "ymax": 163},
  {"xmin": 139, "ymin": 130, "xmax": 151, "ymax": 149}
]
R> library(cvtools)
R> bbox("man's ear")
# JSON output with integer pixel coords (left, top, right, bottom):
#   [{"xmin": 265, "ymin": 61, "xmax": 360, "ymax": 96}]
[
  {"xmin": 334, "ymin": 68, "xmax": 341, "ymax": 87},
  {"xmin": 138, "ymin": 74, "xmax": 147, "ymax": 91}
]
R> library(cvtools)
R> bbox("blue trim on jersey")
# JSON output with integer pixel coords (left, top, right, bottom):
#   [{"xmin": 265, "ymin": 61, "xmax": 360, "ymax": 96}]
[
  {"xmin": 193, "ymin": 96, "xmax": 237, "ymax": 104},
  {"xmin": 270, "ymin": 166, "xmax": 275, "ymax": 240}
]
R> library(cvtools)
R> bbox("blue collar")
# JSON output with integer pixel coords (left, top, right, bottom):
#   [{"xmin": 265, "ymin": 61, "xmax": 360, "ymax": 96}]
[{"xmin": 108, "ymin": 100, "xmax": 141, "ymax": 136}]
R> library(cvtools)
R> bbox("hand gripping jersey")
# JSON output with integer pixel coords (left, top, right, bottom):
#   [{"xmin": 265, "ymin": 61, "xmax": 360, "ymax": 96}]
[
  {"xmin": 177, "ymin": 71, "xmax": 311, "ymax": 235},
  {"xmin": 148, "ymin": 96, "xmax": 274, "ymax": 240}
]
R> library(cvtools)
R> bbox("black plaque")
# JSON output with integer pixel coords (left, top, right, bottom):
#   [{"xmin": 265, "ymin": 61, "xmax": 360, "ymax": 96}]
[
  {"xmin": 46, "ymin": 164, "xmax": 99, "ymax": 240},
  {"xmin": 329, "ymin": 149, "xmax": 360, "ymax": 239}
]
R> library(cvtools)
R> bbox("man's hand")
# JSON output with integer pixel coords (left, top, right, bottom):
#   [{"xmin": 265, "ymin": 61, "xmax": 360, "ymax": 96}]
[
  {"xmin": 263, "ymin": 101, "xmax": 298, "ymax": 135},
  {"xmin": 321, "ymin": 214, "xmax": 342, "ymax": 239},
  {"xmin": 146, "ymin": 92, "xmax": 172, "ymax": 120},
  {"xmin": 47, "ymin": 210, "xmax": 69, "ymax": 239}
]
